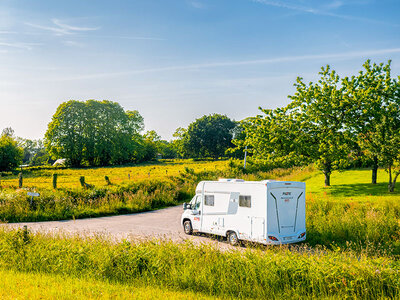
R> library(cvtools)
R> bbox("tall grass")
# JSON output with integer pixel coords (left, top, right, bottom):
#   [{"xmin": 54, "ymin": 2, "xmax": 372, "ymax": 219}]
[
  {"xmin": 0, "ymin": 269, "xmax": 215, "ymax": 299},
  {"xmin": 0, "ymin": 228, "xmax": 398, "ymax": 299},
  {"xmin": 307, "ymin": 199, "xmax": 400, "ymax": 255}
]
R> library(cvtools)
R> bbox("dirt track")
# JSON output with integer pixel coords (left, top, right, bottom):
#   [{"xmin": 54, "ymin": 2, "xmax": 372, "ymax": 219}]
[{"xmin": 6, "ymin": 205, "xmax": 232, "ymax": 247}]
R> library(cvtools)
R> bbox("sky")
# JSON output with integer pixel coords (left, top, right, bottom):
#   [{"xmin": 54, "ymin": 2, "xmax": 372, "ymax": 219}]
[{"xmin": 0, "ymin": 0, "xmax": 399, "ymax": 140}]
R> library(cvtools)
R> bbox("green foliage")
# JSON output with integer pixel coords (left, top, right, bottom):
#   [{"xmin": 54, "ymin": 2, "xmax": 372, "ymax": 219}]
[
  {"xmin": 235, "ymin": 108, "xmax": 310, "ymax": 170},
  {"xmin": 288, "ymin": 66, "xmax": 353, "ymax": 186},
  {"xmin": 342, "ymin": 60, "xmax": 399, "ymax": 186},
  {"xmin": 0, "ymin": 132, "xmax": 23, "ymax": 171},
  {"xmin": 179, "ymin": 114, "xmax": 236, "ymax": 159},
  {"xmin": 171, "ymin": 127, "xmax": 187, "ymax": 158},
  {"xmin": 45, "ymin": 100, "xmax": 148, "ymax": 167},
  {"xmin": 234, "ymin": 60, "xmax": 400, "ymax": 188}
]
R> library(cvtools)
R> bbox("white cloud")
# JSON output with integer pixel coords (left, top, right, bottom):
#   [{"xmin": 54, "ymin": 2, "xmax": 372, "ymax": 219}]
[
  {"xmin": 48, "ymin": 47, "xmax": 400, "ymax": 81},
  {"xmin": 52, "ymin": 19, "xmax": 100, "ymax": 32},
  {"xmin": 0, "ymin": 41, "xmax": 40, "ymax": 50},
  {"xmin": 252, "ymin": 0, "xmax": 399, "ymax": 26},
  {"xmin": 25, "ymin": 19, "xmax": 100, "ymax": 36}
]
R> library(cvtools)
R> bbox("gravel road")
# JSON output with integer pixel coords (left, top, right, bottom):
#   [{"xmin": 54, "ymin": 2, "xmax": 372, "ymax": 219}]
[{"xmin": 6, "ymin": 205, "xmax": 231, "ymax": 247}]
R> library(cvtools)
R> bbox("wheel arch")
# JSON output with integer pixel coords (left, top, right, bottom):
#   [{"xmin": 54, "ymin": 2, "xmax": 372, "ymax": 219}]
[
  {"xmin": 225, "ymin": 229, "xmax": 239, "ymax": 238},
  {"xmin": 182, "ymin": 218, "xmax": 191, "ymax": 226}
]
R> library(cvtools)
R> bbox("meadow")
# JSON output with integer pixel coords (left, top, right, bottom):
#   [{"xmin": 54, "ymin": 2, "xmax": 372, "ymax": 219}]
[
  {"xmin": 0, "ymin": 227, "xmax": 398, "ymax": 299},
  {"xmin": 0, "ymin": 161, "xmax": 399, "ymax": 298},
  {"xmin": 0, "ymin": 159, "xmax": 227, "ymax": 189}
]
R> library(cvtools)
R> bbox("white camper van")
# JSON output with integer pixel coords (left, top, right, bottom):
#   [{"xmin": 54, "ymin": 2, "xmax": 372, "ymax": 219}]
[{"xmin": 181, "ymin": 179, "xmax": 306, "ymax": 245}]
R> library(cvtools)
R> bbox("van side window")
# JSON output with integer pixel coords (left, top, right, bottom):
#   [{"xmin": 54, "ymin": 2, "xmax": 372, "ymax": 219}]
[
  {"xmin": 239, "ymin": 195, "xmax": 251, "ymax": 208},
  {"xmin": 193, "ymin": 196, "xmax": 201, "ymax": 210},
  {"xmin": 204, "ymin": 195, "xmax": 215, "ymax": 206}
]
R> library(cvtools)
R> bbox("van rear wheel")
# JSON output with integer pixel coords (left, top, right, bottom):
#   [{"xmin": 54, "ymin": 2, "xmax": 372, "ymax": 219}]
[
  {"xmin": 183, "ymin": 220, "xmax": 193, "ymax": 235},
  {"xmin": 228, "ymin": 231, "xmax": 239, "ymax": 246}
]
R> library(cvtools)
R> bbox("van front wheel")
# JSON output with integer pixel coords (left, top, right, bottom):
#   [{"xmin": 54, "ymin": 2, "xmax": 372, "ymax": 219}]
[
  {"xmin": 228, "ymin": 231, "xmax": 239, "ymax": 246},
  {"xmin": 183, "ymin": 220, "xmax": 193, "ymax": 235}
]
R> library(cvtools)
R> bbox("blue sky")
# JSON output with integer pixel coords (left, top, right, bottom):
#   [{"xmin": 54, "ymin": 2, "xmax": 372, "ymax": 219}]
[{"xmin": 0, "ymin": 0, "xmax": 399, "ymax": 140}]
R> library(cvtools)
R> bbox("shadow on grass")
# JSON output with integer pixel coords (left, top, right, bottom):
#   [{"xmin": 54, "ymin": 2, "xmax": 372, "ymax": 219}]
[{"xmin": 328, "ymin": 182, "xmax": 400, "ymax": 197}]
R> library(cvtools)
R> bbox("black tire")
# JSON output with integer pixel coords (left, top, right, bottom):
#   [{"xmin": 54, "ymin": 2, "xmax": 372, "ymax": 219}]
[
  {"xmin": 228, "ymin": 231, "xmax": 239, "ymax": 246},
  {"xmin": 183, "ymin": 220, "xmax": 193, "ymax": 235}
]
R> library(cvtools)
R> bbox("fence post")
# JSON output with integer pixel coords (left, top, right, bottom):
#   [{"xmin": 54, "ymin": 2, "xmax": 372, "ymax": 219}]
[
  {"xmin": 52, "ymin": 173, "xmax": 58, "ymax": 189},
  {"xmin": 79, "ymin": 176, "xmax": 85, "ymax": 188},
  {"xmin": 18, "ymin": 172, "xmax": 23, "ymax": 188}
]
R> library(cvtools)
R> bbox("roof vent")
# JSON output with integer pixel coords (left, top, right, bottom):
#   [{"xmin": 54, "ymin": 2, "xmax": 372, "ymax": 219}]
[{"xmin": 218, "ymin": 178, "xmax": 245, "ymax": 182}]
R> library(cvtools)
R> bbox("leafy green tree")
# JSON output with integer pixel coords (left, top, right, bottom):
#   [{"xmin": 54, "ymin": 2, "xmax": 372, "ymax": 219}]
[
  {"xmin": 362, "ymin": 73, "xmax": 400, "ymax": 192},
  {"xmin": 236, "ymin": 107, "xmax": 309, "ymax": 168},
  {"xmin": 1, "ymin": 127, "xmax": 15, "ymax": 138},
  {"xmin": 157, "ymin": 140, "xmax": 177, "ymax": 159},
  {"xmin": 342, "ymin": 60, "xmax": 394, "ymax": 184},
  {"xmin": 289, "ymin": 66, "xmax": 353, "ymax": 186},
  {"xmin": 45, "ymin": 100, "xmax": 145, "ymax": 167},
  {"xmin": 16, "ymin": 138, "xmax": 46, "ymax": 165},
  {"xmin": 172, "ymin": 127, "xmax": 187, "ymax": 158},
  {"xmin": 0, "ymin": 130, "xmax": 23, "ymax": 171},
  {"xmin": 45, "ymin": 101, "xmax": 86, "ymax": 166},
  {"xmin": 182, "ymin": 114, "xmax": 236, "ymax": 159}
]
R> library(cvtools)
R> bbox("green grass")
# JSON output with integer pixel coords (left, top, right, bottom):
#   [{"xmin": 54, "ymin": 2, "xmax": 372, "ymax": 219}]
[
  {"xmin": 305, "ymin": 168, "xmax": 400, "ymax": 200},
  {"xmin": 0, "ymin": 159, "xmax": 227, "ymax": 189},
  {"xmin": 0, "ymin": 269, "xmax": 215, "ymax": 299},
  {"xmin": 0, "ymin": 164, "xmax": 399, "ymax": 255},
  {"xmin": 0, "ymin": 160, "xmax": 231, "ymax": 222},
  {"xmin": 0, "ymin": 164, "xmax": 400, "ymax": 298},
  {"xmin": 0, "ymin": 228, "xmax": 398, "ymax": 299}
]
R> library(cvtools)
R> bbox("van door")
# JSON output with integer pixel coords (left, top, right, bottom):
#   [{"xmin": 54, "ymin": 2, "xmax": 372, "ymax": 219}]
[
  {"xmin": 191, "ymin": 195, "xmax": 202, "ymax": 231},
  {"xmin": 251, "ymin": 217, "xmax": 265, "ymax": 241},
  {"xmin": 269, "ymin": 187, "xmax": 304, "ymax": 236}
]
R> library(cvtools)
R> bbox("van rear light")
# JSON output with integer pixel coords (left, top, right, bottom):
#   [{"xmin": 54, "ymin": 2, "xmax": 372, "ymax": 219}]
[
  {"xmin": 284, "ymin": 182, "xmax": 291, "ymax": 185},
  {"xmin": 268, "ymin": 235, "xmax": 279, "ymax": 241},
  {"xmin": 298, "ymin": 232, "xmax": 306, "ymax": 238}
]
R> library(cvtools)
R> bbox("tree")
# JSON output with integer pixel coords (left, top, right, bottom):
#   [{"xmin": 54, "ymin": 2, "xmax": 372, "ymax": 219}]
[
  {"xmin": 182, "ymin": 114, "xmax": 236, "ymax": 159},
  {"xmin": 342, "ymin": 60, "xmax": 394, "ymax": 184},
  {"xmin": 365, "ymin": 74, "xmax": 400, "ymax": 192},
  {"xmin": 172, "ymin": 127, "xmax": 187, "ymax": 158},
  {"xmin": 0, "ymin": 130, "xmax": 23, "ymax": 171},
  {"xmin": 236, "ymin": 107, "xmax": 309, "ymax": 168},
  {"xmin": 45, "ymin": 100, "xmax": 145, "ymax": 167},
  {"xmin": 289, "ymin": 66, "xmax": 353, "ymax": 186},
  {"xmin": 17, "ymin": 138, "xmax": 46, "ymax": 165}
]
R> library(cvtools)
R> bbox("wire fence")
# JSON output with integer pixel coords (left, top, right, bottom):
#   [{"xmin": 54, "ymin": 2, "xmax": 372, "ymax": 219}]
[
  {"xmin": 0, "ymin": 174, "xmax": 164, "ymax": 189},
  {"xmin": 0, "ymin": 162, "xmax": 223, "ymax": 190}
]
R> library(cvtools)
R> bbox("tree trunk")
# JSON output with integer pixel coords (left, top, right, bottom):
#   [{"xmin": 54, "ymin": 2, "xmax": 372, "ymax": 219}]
[
  {"xmin": 371, "ymin": 156, "xmax": 378, "ymax": 184},
  {"xmin": 324, "ymin": 171, "xmax": 331, "ymax": 187},
  {"xmin": 323, "ymin": 162, "xmax": 332, "ymax": 187},
  {"xmin": 388, "ymin": 171, "xmax": 399, "ymax": 193},
  {"xmin": 388, "ymin": 165, "xmax": 394, "ymax": 192}
]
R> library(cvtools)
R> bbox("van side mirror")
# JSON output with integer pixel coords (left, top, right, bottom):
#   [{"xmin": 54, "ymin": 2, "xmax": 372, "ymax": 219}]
[{"xmin": 183, "ymin": 203, "xmax": 192, "ymax": 210}]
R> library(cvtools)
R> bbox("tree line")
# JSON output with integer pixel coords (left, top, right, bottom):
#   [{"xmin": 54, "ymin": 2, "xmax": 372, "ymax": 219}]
[
  {"xmin": 233, "ymin": 60, "xmax": 400, "ymax": 191},
  {"xmin": 1, "ymin": 59, "xmax": 399, "ymax": 191},
  {"xmin": 1, "ymin": 102, "xmax": 238, "ymax": 170}
]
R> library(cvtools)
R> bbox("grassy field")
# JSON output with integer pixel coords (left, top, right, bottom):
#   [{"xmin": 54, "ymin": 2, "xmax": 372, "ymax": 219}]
[
  {"xmin": 0, "ymin": 162, "xmax": 399, "ymax": 298},
  {"xmin": 0, "ymin": 269, "xmax": 215, "ymax": 300},
  {"xmin": 0, "ymin": 159, "xmax": 227, "ymax": 189},
  {"xmin": 0, "ymin": 228, "xmax": 398, "ymax": 299}
]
